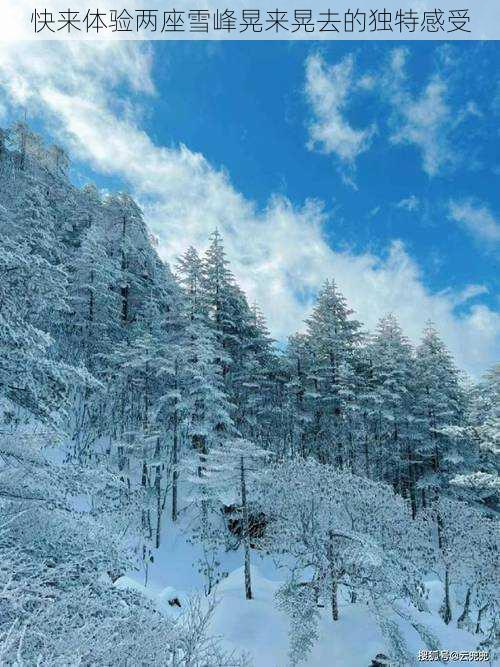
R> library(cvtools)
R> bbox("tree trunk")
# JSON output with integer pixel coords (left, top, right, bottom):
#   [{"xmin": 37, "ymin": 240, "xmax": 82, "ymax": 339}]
[
  {"xmin": 172, "ymin": 359, "xmax": 179, "ymax": 522},
  {"xmin": 475, "ymin": 603, "xmax": 489, "ymax": 634},
  {"xmin": 154, "ymin": 437, "xmax": 162, "ymax": 548},
  {"xmin": 143, "ymin": 545, "xmax": 149, "ymax": 586},
  {"xmin": 194, "ymin": 435, "xmax": 208, "ymax": 522},
  {"xmin": 407, "ymin": 444, "xmax": 417, "ymax": 519},
  {"xmin": 457, "ymin": 587, "xmax": 471, "ymax": 629},
  {"xmin": 436, "ymin": 501, "xmax": 444, "ymax": 550},
  {"xmin": 171, "ymin": 419, "xmax": 178, "ymax": 522},
  {"xmin": 331, "ymin": 579, "xmax": 339, "ymax": 621},
  {"xmin": 240, "ymin": 456, "xmax": 252, "ymax": 600},
  {"xmin": 327, "ymin": 529, "xmax": 339, "ymax": 621},
  {"xmin": 441, "ymin": 567, "xmax": 452, "ymax": 625}
]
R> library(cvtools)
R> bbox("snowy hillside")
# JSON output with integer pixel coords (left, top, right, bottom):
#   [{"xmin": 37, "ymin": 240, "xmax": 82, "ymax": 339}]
[
  {"xmin": 119, "ymin": 518, "xmax": 488, "ymax": 666},
  {"xmin": 0, "ymin": 123, "xmax": 498, "ymax": 666}
]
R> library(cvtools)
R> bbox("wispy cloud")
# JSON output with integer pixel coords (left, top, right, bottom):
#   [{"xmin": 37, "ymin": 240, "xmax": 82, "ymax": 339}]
[
  {"xmin": 367, "ymin": 206, "xmax": 381, "ymax": 219},
  {"xmin": 0, "ymin": 39, "xmax": 497, "ymax": 376},
  {"xmin": 305, "ymin": 47, "xmax": 482, "ymax": 180},
  {"xmin": 396, "ymin": 195, "xmax": 420, "ymax": 213},
  {"xmin": 384, "ymin": 48, "xmax": 456, "ymax": 178},
  {"xmin": 448, "ymin": 198, "xmax": 500, "ymax": 244},
  {"xmin": 454, "ymin": 284, "xmax": 489, "ymax": 305},
  {"xmin": 304, "ymin": 53, "xmax": 375, "ymax": 182}
]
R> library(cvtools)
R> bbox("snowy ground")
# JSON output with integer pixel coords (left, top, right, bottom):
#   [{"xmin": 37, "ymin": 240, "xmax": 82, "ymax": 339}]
[{"xmin": 115, "ymin": 520, "xmax": 490, "ymax": 666}]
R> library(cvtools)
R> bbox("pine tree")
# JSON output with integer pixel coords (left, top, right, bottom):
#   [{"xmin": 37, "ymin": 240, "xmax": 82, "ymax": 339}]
[
  {"xmin": 450, "ymin": 364, "xmax": 500, "ymax": 508},
  {"xmin": 285, "ymin": 333, "xmax": 316, "ymax": 459},
  {"xmin": 103, "ymin": 193, "xmax": 154, "ymax": 329},
  {"xmin": 68, "ymin": 222, "xmax": 121, "ymax": 365},
  {"xmin": 414, "ymin": 322, "xmax": 467, "ymax": 624},
  {"xmin": 414, "ymin": 322, "xmax": 466, "ymax": 503},
  {"xmin": 201, "ymin": 230, "xmax": 252, "ymax": 382},
  {"xmin": 365, "ymin": 314, "xmax": 418, "ymax": 513},
  {"xmin": 231, "ymin": 303, "xmax": 277, "ymax": 449},
  {"xmin": 303, "ymin": 279, "xmax": 363, "ymax": 465}
]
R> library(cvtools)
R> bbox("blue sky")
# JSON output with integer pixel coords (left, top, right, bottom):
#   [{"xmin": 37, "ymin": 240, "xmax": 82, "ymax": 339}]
[
  {"xmin": 146, "ymin": 41, "xmax": 499, "ymax": 300},
  {"xmin": 0, "ymin": 39, "xmax": 498, "ymax": 375}
]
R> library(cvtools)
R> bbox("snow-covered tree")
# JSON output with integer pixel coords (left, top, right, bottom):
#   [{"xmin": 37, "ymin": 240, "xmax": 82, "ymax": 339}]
[
  {"xmin": 261, "ymin": 458, "xmax": 435, "ymax": 663},
  {"xmin": 301, "ymin": 279, "xmax": 363, "ymax": 465},
  {"xmin": 414, "ymin": 322, "xmax": 466, "ymax": 506},
  {"xmin": 363, "ymin": 314, "xmax": 418, "ymax": 512},
  {"xmin": 262, "ymin": 459, "xmax": 434, "ymax": 616},
  {"xmin": 68, "ymin": 222, "xmax": 121, "ymax": 365},
  {"xmin": 1, "ymin": 120, "xmax": 496, "ymax": 667},
  {"xmin": 449, "ymin": 364, "xmax": 499, "ymax": 509},
  {"xmin": 437, "ymin": 497, "xmax": 498, "ymax": 639}
]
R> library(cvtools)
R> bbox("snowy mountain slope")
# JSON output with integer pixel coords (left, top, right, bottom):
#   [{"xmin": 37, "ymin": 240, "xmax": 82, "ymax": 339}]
[
  {"xmin": 118, "ymin": 517, "xmax": 490, "ymax": 667},
  {"xmin": 1, "ymin": 124, "xmax": 498, "ymax": 666}
]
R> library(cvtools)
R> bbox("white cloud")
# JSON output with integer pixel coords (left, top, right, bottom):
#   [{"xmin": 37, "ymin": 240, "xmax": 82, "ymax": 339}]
[
  {"xmin": 454, "ymin": 284, "xmax": 489, "ymax": 305},
  {"xmin": 396, "ymin": 195, "xmax": 420, "ymax": 213},
  {"xmin": 304, "ymin": 47, "xmax": 476, "ymax": 180},
  {"xmin": 304, "ymin": 53, "xmax": 375, "ymax": 171},
  {"xmin": 385, "ymin": 48, "xmax": 455, "ymax": 177},
  {"xmin": 0, "ymin": 40, "xmax": 498, "ymax": 377},
  {"xmin": 448, "ymin": 199, "xmax": 500, "ymax": 245}
]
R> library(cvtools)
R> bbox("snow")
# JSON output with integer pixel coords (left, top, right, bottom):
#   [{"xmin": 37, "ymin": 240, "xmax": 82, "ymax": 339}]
[
  {"xmin": 119, "ymin": 560, "xmax": 384, "ymax": 666},
  {"xmin": 213, "ymin": 566, "xmax": 383, "ymax": 667},
  {"xmin": 116, "ymin": 519, "xmax": 492, "ymax": 666},
  {"xmin": 3, "ymin": 126, "xmax": 497, "ymax": 667}
]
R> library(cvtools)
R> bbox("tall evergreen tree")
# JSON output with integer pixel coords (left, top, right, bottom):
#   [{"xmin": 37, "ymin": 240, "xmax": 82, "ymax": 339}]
[
  {"xmin": 303, "ymin": 279, "xmax": 363, "ymax": 465},
  {"xmin": 365, "ymin": 314, "xmax": 418, "ymax": 513}
]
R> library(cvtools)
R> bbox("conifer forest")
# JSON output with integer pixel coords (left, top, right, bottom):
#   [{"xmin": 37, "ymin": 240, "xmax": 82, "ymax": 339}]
[{"xmin": 0, "ymin": 122, "xmax": 498, "ymax": 666}]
